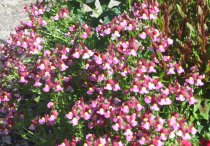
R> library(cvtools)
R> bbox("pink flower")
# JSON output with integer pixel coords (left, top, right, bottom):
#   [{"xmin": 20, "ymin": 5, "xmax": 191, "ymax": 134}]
[
  {"xmin": 160, "ymin": 133, "xmax": 167, "ymax": 141},
  {"xmin": 104, "ymin": 83, "xmax": 112, "ymax": 90},
  {"xmin": 83, "ymin": 111, "xmax": 91, "ymax": 120},
  {"xmin": 142, "ymin": 121, "xmax": 150, "ymax": 130},
  {"xmin": 72, "ymin": 51, "xmax": 80, "ymax": 59},
  {"xmin": 130, "ymin": 119, "xmax": 138, "ymax": 127},
  {"xmin": 124, "ymin": 129, "xmax": 133, "ymax": 142},
  {"xmin": 155, "ymin": 124, "xmax": 163, "ymax": 132},
  {"xmin": 157, "ymin": 45, "xmax": 166, "ymax": 52},
  {"xmin": 69, "ymin": 25, "xmax": 75, "ymax": 32},
  {"xmin": 52, "ymin": 14, "xmax": 59, "ymax": 20},
  {"xmin": 150, "ymin": 103, "xmax": 159, "ymax": 111},
  {"xmin": 161, "ymin": 88, "xmax": 170, "ymax": 95},
  {"xmin": 139, "ymin": 32, "xmax": 147, "ymax": 39},
  {"xmin": 60, "ymin": 63, "xmax": 68, "ymax": 71},
  {"xmin": 19, "ymin": 76, "xmax": 28, "ymax": 84},
  {"xmin": 58, "ymin": 143, "xmax": 66, "ymax": 146},
  {"xmin": 34, "ymin": 81, "xmax": 42, "ymax": 87},
  {"xmin": 112, "ymin": 123, "xmax": 120, "ymax": 131},
  {"xmin": 139, "ymin": 87, "xmax": 149, "ymax": 94},
  {"xmin": 169, "ymin": 131, "xmax": 175, "ymax": 139},
  {"xmin": 48, "ymin": 115, "xmax": 56, "ymax": 122},
  {"xmin": 126, "ymin": 24, "xmax": 134, "ymax": 31},
  {"xmin": 130, "ymin": 85, "xmax": 139, "ymax": 93},
  {"xmin": 148, "ymin": 66, "xmax": 156, "ymax": 73},
  {"xmin": 129, "ymin": 49, "xmax": 137, "ymax": 56},
  {"xmin": 82, "ymin": 52, "xmax": 90, "ymax": 59},
  {"xmin": 189, "ymin": 96, "xmax": 197, "ymax": 105},
  {"xmin": 21, "ymin": 42, "xmax": 28, "ymax": 49},
  {"xmin": 54, "ymin": 84, "xmax": 64, "ymax": 92},
  {"xmin": 71, "ymin": 117, "xmax": 79, "ymax": 126},
  {"xmin": 81, "ymin": 32, "xmax": 88, "ymax": 39},
  {"xmin": 111, "ymin": 31, "xmax": 120, "ymax": 39},
  {"xmin": 167, "ymin": 38, "xmax": 173, "ymax": 45},
  {"xmin": 97, "ymin": 108, "xmax": 105, "ymax": 115},
  {"xmin": 195, "ymin": 78, "xmax": 204, "ymax": 86},
  {"xmin": 113, "ymin": 83, "xmax": 121, "ymax": 91},
  {"xmin": 167, "ymin": 67, "xmax": 176, "ymax": 75},
  {"xmin": 136, "ymin": 103, "xmax": 144, "ymax": 111},
  {"xmin": 29, "ymin": 124, "xmax": 36, "ymax": 130},
  {"xmin": 39, "ymin": 117, "xmax": 46, "ymax": 125},
  {"xmin": 66, "ymin": 112, "xmax": 73, "ymax": 120},
  {"xmin": 121, "ymin": 105, "xmax": 129, "ymax": 113},
  {"xmin": 104, "ymin": 28, "xmax": 111, "ymax": 35},
  {"xmin": 141, "ymin": 13, "xmax": 149, "ymax": 20},
  {"xmin": 181, "ymin": 140, "xmax": 192, "ymax": 146},
  {"xmin": 186, "ymin": 77, "xmax": 194, "ymax": 85},
  {"xmin": 37, "ymin": 63, "xmax": 45, "ymax": 70},
  {"xmin": 190, "ymin": 127, "xmax": 197, "ymax": 135},
  {"xmin": 144, "ymin": 96, "xmax": 152, "ymax": 104},
  {"xmin": 47, "ymin": 102, "xmax": 54, "ymax": 108},
  {"xmin": 139, "ymin": 136, "xmax": 147, "ymax": 145},
  {"xmin": 199, "ymin": 139, "xmax": 210, "ymax": 146},
  {"xmin": 43, "ymin": 85, "xmax": 50, "ymax": 92},
  {"xmin": 176, "ymin": 94, "xmax": 185, "ymax": 102},
  {"xmin": 165, "ymin": 98, "xmax": 172, "ymax": 105},
  {"xmin": 177, "ymin": 66, "xmax": 185, "ymax": 74},
  {"xmin": 58, "ymin": 8, "xmax": 69, "ymax": 18},
  {"xmin": 87, "ymin": 87, "xmax": 94, "ymax": 95}
]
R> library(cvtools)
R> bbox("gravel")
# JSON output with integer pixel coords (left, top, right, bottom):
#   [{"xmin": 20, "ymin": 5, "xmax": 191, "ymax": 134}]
[{"xmin": 0, "ymin": 0, "xmax": 36, "ymax": 43}]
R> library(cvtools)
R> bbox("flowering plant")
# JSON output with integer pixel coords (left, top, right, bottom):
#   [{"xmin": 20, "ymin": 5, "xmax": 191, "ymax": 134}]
[{"xmin": 0, "ymin": 0, "xmax": 208, "ymax": 145}]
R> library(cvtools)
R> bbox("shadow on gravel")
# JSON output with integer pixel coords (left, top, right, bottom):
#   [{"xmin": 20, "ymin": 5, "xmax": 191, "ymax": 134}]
[{"xmin": 0, "ymin": 39, "xmax": 6, "ymax": 45}]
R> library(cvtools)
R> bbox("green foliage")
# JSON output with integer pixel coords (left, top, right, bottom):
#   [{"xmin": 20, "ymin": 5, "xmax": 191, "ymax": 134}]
[{"xmin": 156, "ymin": 0, "xmax": 210, "ymax": 140}]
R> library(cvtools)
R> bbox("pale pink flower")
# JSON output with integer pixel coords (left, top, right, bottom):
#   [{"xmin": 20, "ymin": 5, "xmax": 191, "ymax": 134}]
[
  {"xmin": 43, "ymin": 85, "xmax": 50, "ymax": 92},
  {"xmin": 39, "ymin": 117, "xmax": 45, "ymax": 125},
  {"xmin": 186, "ymin": 77, "xmax": 194, "ymax": 85},
  {"xmin": 71, "ymin": 117, "xmax": 79, "ymax": 126},
  {"xmin": 139, "ymin": 32, "xmax": 147, "ymax": 39},
  {"xmin": 66, "ymin": 112, "xmax": 73, "ymax": 120},
  {"xmin": 112, "ymin": 123, "xmax": 119, "ymax": 131},
  {"xmin": 47, "ymin": 102, "xmax": 54, "ymax": 108}
]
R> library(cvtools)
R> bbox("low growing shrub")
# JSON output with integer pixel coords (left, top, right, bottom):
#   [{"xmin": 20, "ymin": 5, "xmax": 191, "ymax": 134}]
[{"xmin": 0, "ymin": 0, "xmax": 208, "ymax": 145}]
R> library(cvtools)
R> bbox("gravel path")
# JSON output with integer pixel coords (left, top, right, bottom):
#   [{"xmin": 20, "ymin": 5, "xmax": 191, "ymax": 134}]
[{"xmin": 0, "ymin": 0, "xmax": 35, "ymax": 43}]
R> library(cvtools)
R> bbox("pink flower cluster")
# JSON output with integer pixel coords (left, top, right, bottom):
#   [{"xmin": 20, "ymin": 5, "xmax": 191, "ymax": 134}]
[
  {"xmin": 63, "ymin": 96, "xmax": 197, "ymax": 145},
  {"xmin": 132, "ymin": 1, "xmax": 160, "ymax": 20},
  {"xmin": 56, "ymin": 1, "xmax": 204, "ymax": 145},
  {"xmin": 0, "ymin": 90, "xmax": 18, "ymax": 135},
  {"xmin": 96, "ymin": 14, "xmax": 137, "ymax": 39},
  {"xmin": 37, "ymin": 110, "xmax": 58, "ymax": 126},
  {"xmin": 52, "ymin": 8, "xmax": 69, "ymax": 20}
]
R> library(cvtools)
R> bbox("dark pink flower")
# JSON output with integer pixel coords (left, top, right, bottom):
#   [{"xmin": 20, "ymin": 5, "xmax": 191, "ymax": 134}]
[{"xmin": 181, "ymin": 140, "xmax": 192, "ymax": 146}]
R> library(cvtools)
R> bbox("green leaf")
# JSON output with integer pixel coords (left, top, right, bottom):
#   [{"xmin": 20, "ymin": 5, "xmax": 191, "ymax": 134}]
[
  {"xmin": 34, "ymin": 96, "xmax": 41, "ymax": 103},
  {"xmin": 85, "ymin": 0, "xmax": 95, "ymax": 3},
  {"xmin": 108, "ymin": 0, "xmax": 121, "ymax": 8},
  {"xmin": 193, "ymin": 99, "xmax": 201, "ymax": 113},
  {"xmin": 82, "ymin": 3, "xmax": 93, "ymax": 12},
  {"xmin": 186, "ymin": 22, "xmax": 196, "ymax": 36},
  {"xmin": 196, "ymin": 121, "xmax": 204, "ymax": 133},
  {"xmin": 81, "ymin": 0, "xmax": 103, "ymax": 18},
  {"xmin": 91, "ymin": 0, "xmax": 103, "ymax": 18},
  {"xmin": 198, "ymin": 6, "xmax": 203, "ymax": 15},
  {"xmin": 176, "ymin": 4, "xmax": 186, "ymax": 18},
  {"xmin": 199, "ymin": 101, "xmax": 210, "ymax": 120}
]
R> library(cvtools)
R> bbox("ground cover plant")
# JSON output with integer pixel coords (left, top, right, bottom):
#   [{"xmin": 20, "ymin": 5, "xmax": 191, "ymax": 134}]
[{"xmin": 0, "ymin": 0, "xmax": 209, "ymax": 145}]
